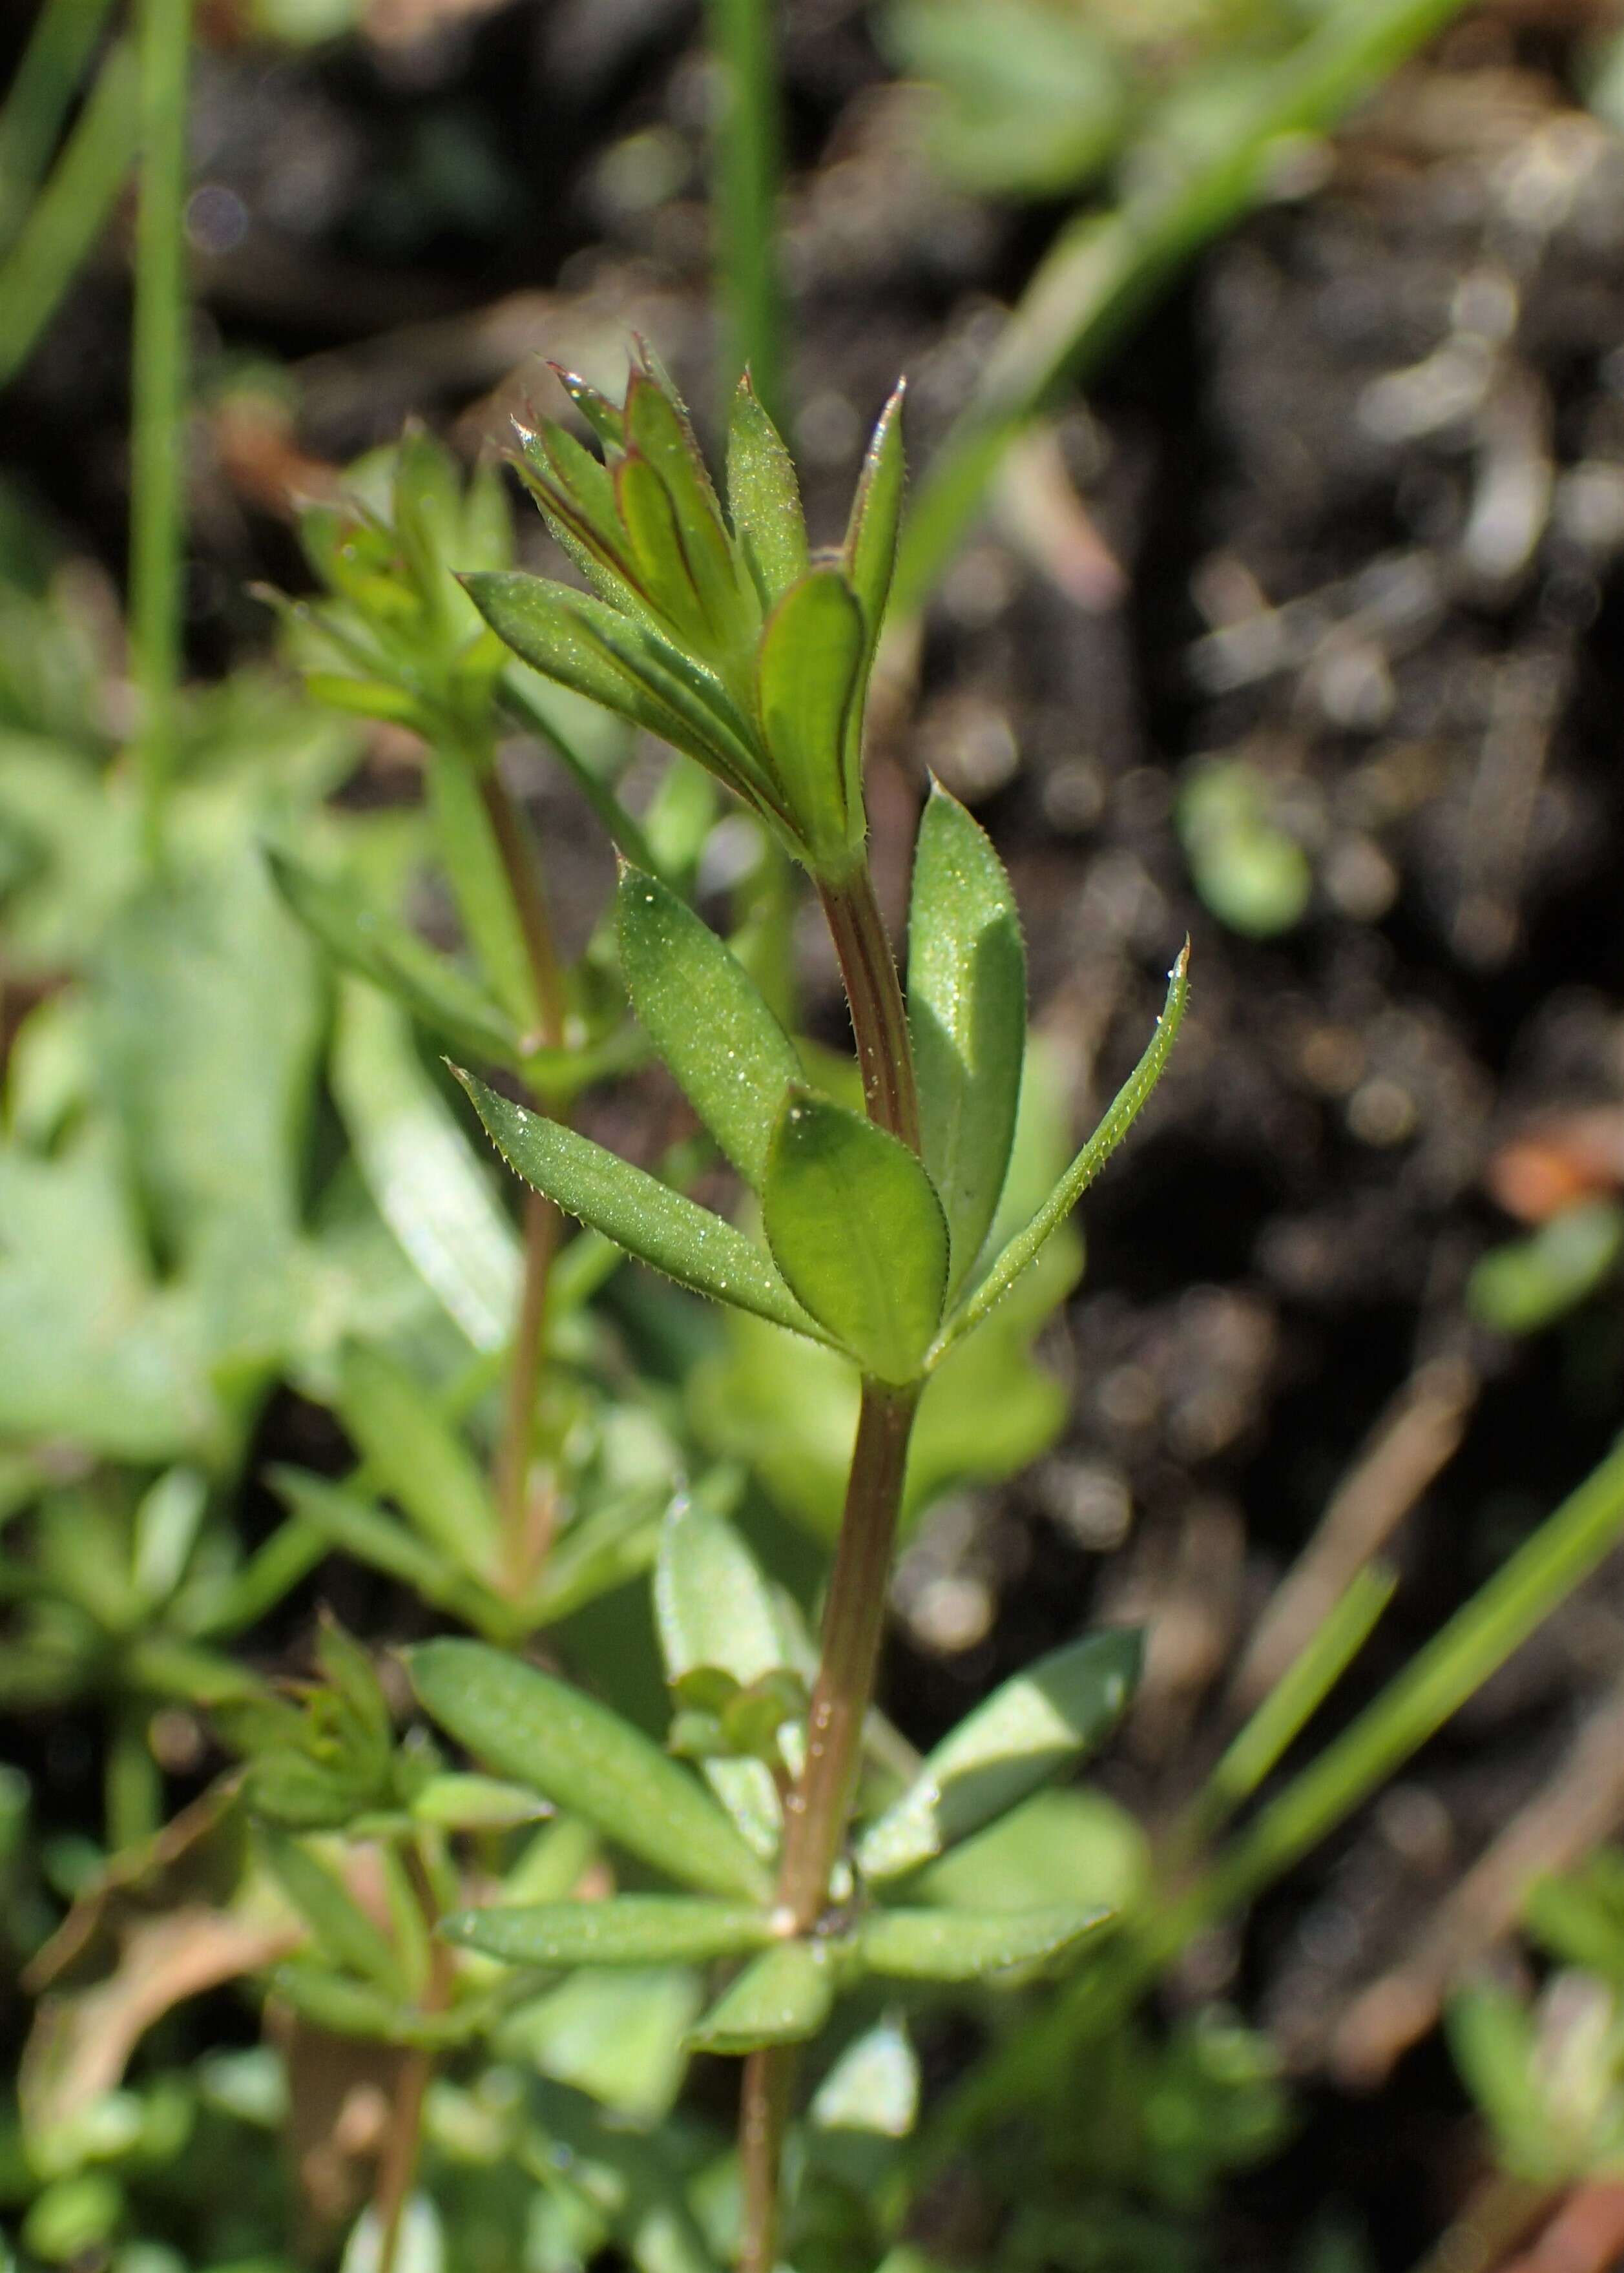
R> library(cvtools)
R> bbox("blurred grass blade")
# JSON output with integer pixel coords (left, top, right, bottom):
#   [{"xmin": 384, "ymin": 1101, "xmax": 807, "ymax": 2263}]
[
  {"xmin": 0, "ymin": 39, "xmax": 137, "ymax": 391},
  {"xmin": 0, "ymin": 0, "xmax": 117, "ymax": 251},
  {"xmin": 334, "ymin": 1344, "xmax": 501, "ymax": 1581},
  {"xmin": 1184, "ymin": 1564, "xmax": 1397, "ymax": 1845},
  {"xmin": 256, "ymin": 1827, "xmax": 403, "ymax": 1996},
  {"xmin": 892, "ymin": 0, "xmax": 1475, "ymax": 616}
]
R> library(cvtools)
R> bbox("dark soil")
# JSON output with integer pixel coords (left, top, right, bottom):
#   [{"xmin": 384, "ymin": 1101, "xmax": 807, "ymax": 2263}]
[{"xmin": 10, "ymin": 1, "xmax": 1624, "ymax": 2264}]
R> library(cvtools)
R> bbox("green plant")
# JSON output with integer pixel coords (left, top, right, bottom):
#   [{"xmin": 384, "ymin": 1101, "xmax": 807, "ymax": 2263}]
[{"xmin": 406, "ymin": 348, "xmax": 1189, "ymax": 2270}]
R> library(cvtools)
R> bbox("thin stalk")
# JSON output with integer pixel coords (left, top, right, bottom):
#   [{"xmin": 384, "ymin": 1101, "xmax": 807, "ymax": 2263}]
[
  {"xmin": 703, "ymin": 0, "xmax": 784, "ymax": 422},
  {"xmin": 817, "ymin": 868, "xmax": 920, "ymax": 1151},
  {"xmin": 891, "ymin": 0, "xmax": 1474, "ymax": 618},
  {"xmin": 477, "ymin": 762, "xmax": 568, "ymax": 1595},
  {"xmin": 776, "ymin": 1378, "xmax": 921, "ymax": 1930},
  {"xmin": 738, "ymin": 856, "xmax": 924, "ymax": 2268},
  {"xmin": 738, "ymin": 2042, "xmax": 795, "ymax": 2273},
  {"xmin": 129, "ymin": 0, "xmax": 193, "ymax": 863},
  {"xmin": 373, "ymin": 1842, "xmax": 453, "ymax": 2273}
]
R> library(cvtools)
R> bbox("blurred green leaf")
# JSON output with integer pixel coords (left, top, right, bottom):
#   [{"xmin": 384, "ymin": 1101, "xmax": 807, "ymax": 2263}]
[
  {"xmin": 857, "ymin": 1628, "xmax": 1141, "ymax": 1882},
  {"xmin": 755, "ymin": 571, "xmax": 866, "ymax": 868},
  {"xmin": 335, "ymin": 1342, "xmax": 501, "ymax": 1581},
  {"xmin": 256, "ymin": 1828, "xmax": 402, "ymax": 1994},
  {"xmin": 856, "ymin": 1902, "xmax": 1109, "ymax": 1982},
  {"xmin": 811, "ymin": 2013, "xmax": 919, "ymax": 2137},
  {"xmin": 1467, "ymin": 1201, "xmax": 1624, "ymax": 1336},
  {"xmin": 408, "ymin": 1638, "xmax": 771, "ymax": 1900},
  {"xmin": 408, "ymin": 1773, "xmax": 552, "ymax": 1832},
  {"xmin": 689, "ymin": 1940, "xmax": 833, "ymax": 2053},
  {"xmin": 442, "ymin": 1895, "xmax": 776, "ymax": 1968},
  {"xmin": 763, "ymin": 1088, "xmax": 948, "ymax": 1382},
  {"xmin": 497, "ymin": 1965, "xmax": 703, "ymax": 2124},
  {"xmin": 1176, "ymin": 759, "xmax": 1311, "ymax": 938}
]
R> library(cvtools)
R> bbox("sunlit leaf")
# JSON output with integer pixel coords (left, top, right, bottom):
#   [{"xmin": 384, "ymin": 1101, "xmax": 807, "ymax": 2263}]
[
  {"xmin": 727, "ymin": 374, "xmax": 808, "ymax": 608},
  {"xmin": 408, "ymin": 1639, "xmax": 770, "ymax": 1900},
  {"xmin": 616, "ymin": 866, "xmax": 800, "ymax": 1190},
  {"xmin": 764, "ymin": 1088, "xmax": 948, "ymax": 1382},
  {"xmin": 688, "ymin": 1940, "xmax": 833, "ymax": 2053},
  {"xmin": 908, "ymin": 784, "xmax": 1026, "ymax": 1290},
  {"xmin": 855, "ymin": 1902, "xmax": 1109, "ymax": 1981},
  {"xmin": 442, "ymin": 1895, "xmax": 776, "ymax": 1968},
  {"xmin": 856, "ymin": 1628, "xmax": 1141, "ymax": 1882}
]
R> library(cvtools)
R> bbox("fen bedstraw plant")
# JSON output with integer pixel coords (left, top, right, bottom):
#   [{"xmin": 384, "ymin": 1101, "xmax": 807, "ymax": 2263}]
[{"xmin": 399, "ymin": 342, "xmax": 1191, "ymax": 2270}]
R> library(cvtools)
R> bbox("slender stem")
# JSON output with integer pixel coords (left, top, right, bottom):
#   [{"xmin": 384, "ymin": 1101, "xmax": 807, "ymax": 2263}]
[
  {"xmin": 703, "ymin": 0, "xmax": 784, "ymax": 422},
  {"xmin": 373, "ymin": 1843, "xmax": 452, "ymax": 2273},
  {"xmin": 477, "ymin": 763, "xmax": 569, "ymax": 1596},
  {"xmin": 736, "ymin": 856, "xmax": 923, "ymax": 2267},
  {"xmin": 817, "ymin": 869, "xmax": 921, "ymax": 1152},
  {"xmin": 129, "ymin": 0, "xmax": 193, "ymax": 864},
  {"xmin": 776, "ymin": 1379, "xmax": 921, "ymax": 1931},
  {"xmin": 738, "ymin": 2043, "xmax": 795, "ymax": 2273}
]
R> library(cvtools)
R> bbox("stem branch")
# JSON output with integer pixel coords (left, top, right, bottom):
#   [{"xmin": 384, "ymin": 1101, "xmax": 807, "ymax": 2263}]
[{"xmin": 817, "ymin": 869, "xmax": 920, "ymax": 1152}]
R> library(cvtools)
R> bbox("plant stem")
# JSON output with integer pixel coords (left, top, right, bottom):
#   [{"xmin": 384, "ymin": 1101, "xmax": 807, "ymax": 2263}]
[
  {"xmin": 703, "ymin": 0, "xmax": 784, "ymax": 422},
  {"xmin": 738, "ymin": 2042, "xmax": 795, "ymax": 2273},
  {"xmin": 818, "ymin": 867, "xmax": 920, "ymax": 1152},
  {"xmin": 373, "ymin": 1842, "xmax": 452, "ymax": 2273},
  {"xmin": 477, "ymin": 763, "xmax": 569, "ymax": 1595},
  {"xmin": 130, "ymin": 0, "xmax": 193, "ymax": 865},
  {"xmin": 736, "ymin": 857, "xmax": 923, "ymax": 2268},
  {"xmin": 777, "ymin": 1378, "xmax": 921, "ymax": 1930}
]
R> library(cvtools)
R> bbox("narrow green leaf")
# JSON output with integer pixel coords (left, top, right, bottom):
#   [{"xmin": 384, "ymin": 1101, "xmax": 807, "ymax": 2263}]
[
  {"xmin": 526, "ymin": 1484, "xmax": 664, "ymax": 1626},
  {"xmin": 410, "ymin": 1773, "xmax": 553, "ymax": 1832},
  {"xmin": 616, "ymin": 867, "xmax": 800, "ymax": 1190},
  {"xmin": 623, "ymin": 372, "xmax": 746, "ymax": 647},
  {"xmin": 550, "ymin": 364, "xmax": 625, "ymax": 452},
  {"xmin": 256, "ymin": 1827, "xmax": 403, "ymax": 1994},
  {"xmin": 655, "ymin": 1491, "xmax": 788, "ymax": 1696},
  {"xmin": 763, "ymin": 1088, "xmax": 948, "ymax": 1383},
  {"xmin": 856, "ymin": 1628, "xmax": 1141, "ymax": 1882},
  {"xmin": 335, "ymin": 1344, "xmax": 501, "ymax": 1581},
  {"xmin": 855, "ymin": 1903, "xmax": 1108, "ymax": 1982},
  {"xmin": 811, "ymin": 2015, "xmax": 919, "ymax": 2136},
  {"xmin": 269, "ymin": 1468, "xmax": 497, "ymax": 1630},
  {"xmin": 442, "ymin": 1895, "xmax": 777, "ymax": 1968},
  {"xmin": 688, "ymin": 1940, "xmax": 833, "ymax": 2053},
  {"xmin": 457, "ymin": 1070, "xmax": 828, "ymax": 1341},
  {"xmin": 268, "ymin": 850, "xmax": 516, "ymax": 1068},
  {"xmin": 618, "ymin": 453, "xmax": 710, "ymax": 648},
  {"xmin": 844, "ymin": 380, "xmax": 906, "ymax": 647},
  {"xmin": 908, "ymin": 785, "xmax": 1026, "ymax": 1290},
  {"xmin": 935, "ymin": 944, "xmax": 1189, "ymax": 1359},
  {"xmin": 408, "ymin": 1638, "xmax": 771, "ymax": 1900},
  {"xmin": 727, "ymin": 373, "xmax": 809, "ymax": 607},
  {"xmin": 270, "ymin": 1960, "xmax": 479, "ymax": 2049},
  {"xmin": 756, "ymin": 570, "xmax": 866, "ymax": 866}
]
